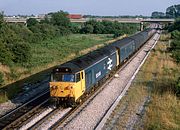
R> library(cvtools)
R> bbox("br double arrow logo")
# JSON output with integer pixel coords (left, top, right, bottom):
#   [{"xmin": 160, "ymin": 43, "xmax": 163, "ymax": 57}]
[{"xmin": 107, "ymin": 58, "xmax": 113, "ymax": 70}]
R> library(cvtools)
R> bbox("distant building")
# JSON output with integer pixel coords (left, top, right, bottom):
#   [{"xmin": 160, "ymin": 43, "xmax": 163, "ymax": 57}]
[{"xmin": 67, "ymin": 14, "xmax": 82, "ymax": 19}]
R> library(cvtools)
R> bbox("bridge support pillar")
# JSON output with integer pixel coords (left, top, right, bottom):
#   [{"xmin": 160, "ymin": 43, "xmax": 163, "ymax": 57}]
[{"xmin": 140, "ymin": 22, "xmax": 144, "ymax": 31}]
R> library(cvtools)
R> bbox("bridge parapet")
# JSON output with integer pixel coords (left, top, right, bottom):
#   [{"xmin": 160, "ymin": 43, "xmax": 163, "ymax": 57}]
[{"xmin": 4, "ymin": 17, "xmax": 175, "ymax": 24}]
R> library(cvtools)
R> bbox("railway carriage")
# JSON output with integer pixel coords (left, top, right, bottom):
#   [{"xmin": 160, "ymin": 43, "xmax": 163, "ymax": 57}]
[{"xmin": 109, "ymin": 38, "xmax": 136, "ymax": 63}]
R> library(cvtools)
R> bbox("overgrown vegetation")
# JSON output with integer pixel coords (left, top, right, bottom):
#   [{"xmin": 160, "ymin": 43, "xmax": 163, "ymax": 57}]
[
  {"xmin": 167, "ymin": 19, "xmax": 180, "ymax": 96},
  {"xmin": 143, "ymin": 35, "xmax": 180, "ymax": 129},
  {"xmin": 0, "ymin": 10, "xmax": 139, "ymax": 88}
]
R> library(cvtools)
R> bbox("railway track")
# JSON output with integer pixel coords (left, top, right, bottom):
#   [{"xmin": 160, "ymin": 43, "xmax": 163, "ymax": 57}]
[
  {"xmin": 0, "ymin": 90, "xmax": 50, "ymax": 130},
  {"xmin": 28, "ymin": 107, "xmax": 71, "ymax": 130}
]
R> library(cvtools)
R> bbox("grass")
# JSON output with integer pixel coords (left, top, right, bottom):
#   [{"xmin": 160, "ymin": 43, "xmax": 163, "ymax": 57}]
[
  {"xmin": 134, "ymin": 34, "xmax": 180, "ymax": 130},
  {"xmin": 104, "ymin": 33, "xmax": 180, "ymax": 129},
  {"xmin": 0, "ymin": 34, "xmax": 116, "ymax": 103},
  {"xmin": 28, "ymin": 34, "xmax": 112, "ymax": 68},
  {"xmin": 143, "ymin": 34, "xmax": 180, "ymax": 130}
]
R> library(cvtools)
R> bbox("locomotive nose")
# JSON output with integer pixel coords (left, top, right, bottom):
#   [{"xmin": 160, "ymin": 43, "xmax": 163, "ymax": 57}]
[{"xmin": 49, "ymin": 82, "xmax": 75, "ymax": 98}]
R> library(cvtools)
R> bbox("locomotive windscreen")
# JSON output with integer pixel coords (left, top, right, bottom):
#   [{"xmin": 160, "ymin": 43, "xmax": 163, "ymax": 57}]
[{"xmin": 52, "ymin": 73, "xmax": 75, "ymax": 82}]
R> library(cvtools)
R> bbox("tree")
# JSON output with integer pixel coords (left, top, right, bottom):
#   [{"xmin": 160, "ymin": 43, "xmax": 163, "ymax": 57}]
[
  {"xmin": 85, "ymin": 20, "xmax": 98, "ymax": 27},
  {"xmin": 70, "ymin": 23, "xmax": 81, "ymax": 33},
  {"xmin": 80, "ymin": 24, "xmax": 94, "ymax": 34},
  {"xmin": 93, "ymin": 22, "xmax": 105, "ymax": 34},
  {"xmin": 166, "ymin": 4, "xmax": 180, "ymax": 18},
  {"xmin": 0, "ymin": 42, "xmax": 13, "ymax": 65},
  {"xmin": 151, "ymin": 11, "xmax": 165, "ymax": 18},
  {"xmin": 40, "ymin": 15, "xmax": 50, "ymax": 24},
  {"xmin": 50, "ymin": 11, "xmax": 70, "ymax": 28},
  {"xmin": 171, "ymin": 30, "xmax": 180, "ymax": 39},
  {"xmin": 9, "ymin": 24, "xmax": 33, "ymax": 42},
  {"xmin": 11, "ymin": 42, "xmax": 31, "ymax": 63},
  {"xmin": 168, "ymin": 18, "xmax": 180, "ymax": 32},
  {"xmin": 27, "ymin": 18, "xmax": 38, "ymax": 27},
  {"xmin": 30, "ymin": 23, "xmax": 57, "ymax": 38}
]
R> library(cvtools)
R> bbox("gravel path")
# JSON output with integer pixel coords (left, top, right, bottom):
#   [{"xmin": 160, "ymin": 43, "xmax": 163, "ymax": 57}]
[{"xmin": 57, "ymin": 33, "xmax": 160, "ymax": 130}]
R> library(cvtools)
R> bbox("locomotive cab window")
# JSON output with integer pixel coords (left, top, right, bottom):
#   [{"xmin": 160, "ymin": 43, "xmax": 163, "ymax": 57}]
[
  {"xmin": 81, "ymin": 72, "xmax": 83, "ymax": 79},
  {"xmin": 52, "ymin": 73, "xmax": 75, "ymax": 82},
  {"xmin": 76, "ymin": 73, "xmax": 81, "ymax": 82}
]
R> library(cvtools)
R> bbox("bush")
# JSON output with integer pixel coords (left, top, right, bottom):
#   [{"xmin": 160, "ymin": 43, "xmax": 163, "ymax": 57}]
[
  {"xmin": 0, "ymin": 42, "xmax": 13, "ymax": 65},
  {"xmin": 171, "ymin": 30, "xmax": 180, "ymax": 39},
  {"xmin": 70, "ymin": 23, "xmax": 81, "ymax": 33},
  {"xmin": 29, "ymin": 23, "xmax": 58, "ymax": 40},
  {"xmin": 9, "ymin": 24, "xmax": 33, "ymax": 42},
  {"xmin": 168, "ymin": 18, "xmax": 180, "ymax": 32},
  {"xmin": 172, "ymin": 50, "xmax": 180, "ymax": 63},
  {"xmin": 93, "ymin": 23, "xmax": 105, "ymax": 34},
  {"xmin": 27, "ymin": 18, "xmax": 39, "ymax": 27},
  {"xmin": 11, "ymin": 42, "xmax": 31, "ymax": 63},
  {"xmin": 80, "ymin": 24, "xmax": 94, "ymax": 34}
]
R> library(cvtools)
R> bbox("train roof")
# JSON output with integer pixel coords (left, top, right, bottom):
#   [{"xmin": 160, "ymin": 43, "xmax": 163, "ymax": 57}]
[
  {"xmin": 109, "ymin": 37, "xmax": 134, "ymax": 48},
  {"xmin": 54, "ymin": 46, "xmax": 116, "ymax": 73}
]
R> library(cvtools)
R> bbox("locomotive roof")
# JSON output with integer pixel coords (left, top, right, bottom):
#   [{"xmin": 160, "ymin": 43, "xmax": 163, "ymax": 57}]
[{"xmin": 55, "ymin": 46, "xmax": 116, "ymax": 73}]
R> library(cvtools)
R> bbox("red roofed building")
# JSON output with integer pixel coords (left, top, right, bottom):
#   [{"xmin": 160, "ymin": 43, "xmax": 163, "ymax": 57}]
[{"xmin": 67, "ymin": 14, "xmax": 82, "ymax": 19}]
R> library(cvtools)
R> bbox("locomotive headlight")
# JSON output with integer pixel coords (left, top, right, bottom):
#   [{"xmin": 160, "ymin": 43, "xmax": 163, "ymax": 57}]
[
  {"xmin": 50, "ymin": 86, "xmax": 54, "ymax": 90},
  {"xmin": 68, "ymin": 86, "xmax": 73, "ymax": 89},
  {"xmin": 51, "ymin": 86, "xmax": 58, "ymax": 90}
]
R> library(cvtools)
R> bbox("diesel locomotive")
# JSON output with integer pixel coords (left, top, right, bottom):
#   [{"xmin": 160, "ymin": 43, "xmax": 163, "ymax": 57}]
[{"xmin": 49, "ymin": 26, "xmax": 157, "ymax": 106}]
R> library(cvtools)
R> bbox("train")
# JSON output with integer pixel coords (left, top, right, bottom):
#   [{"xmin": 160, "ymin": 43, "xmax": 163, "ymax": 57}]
[{"xmin": 49, "ymin": 25, "xmax": 158, "ymax": 106}]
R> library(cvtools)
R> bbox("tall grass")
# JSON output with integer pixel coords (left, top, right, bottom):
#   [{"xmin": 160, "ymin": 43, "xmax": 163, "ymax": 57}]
[{"xmin": 143, "ymin": 34, "xmax": 180, "ymax": 130}]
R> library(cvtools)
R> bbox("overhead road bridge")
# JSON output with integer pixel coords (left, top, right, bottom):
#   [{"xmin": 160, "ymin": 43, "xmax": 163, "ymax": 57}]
[
  {"xmin": 70, "ymin": 18, "xmax": 175, "ymax": 23},
  {"xmin": 71, "ymin": 18, "xmax": 174, "ymax": 31},
  {"xmin": 4, "ymin": 17, "xmax": 174, "ymax": 30}
]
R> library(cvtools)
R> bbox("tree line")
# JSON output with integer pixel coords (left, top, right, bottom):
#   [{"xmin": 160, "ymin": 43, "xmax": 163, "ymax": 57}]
[{"xmin": 151, "ymin": 4, "xmax": 180, "ymax": 18}]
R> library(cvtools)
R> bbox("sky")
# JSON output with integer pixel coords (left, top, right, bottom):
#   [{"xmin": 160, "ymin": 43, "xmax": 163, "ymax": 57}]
[{"xmin": 0, "ymin": 0, "xmax": 179, "ymax": 16}]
